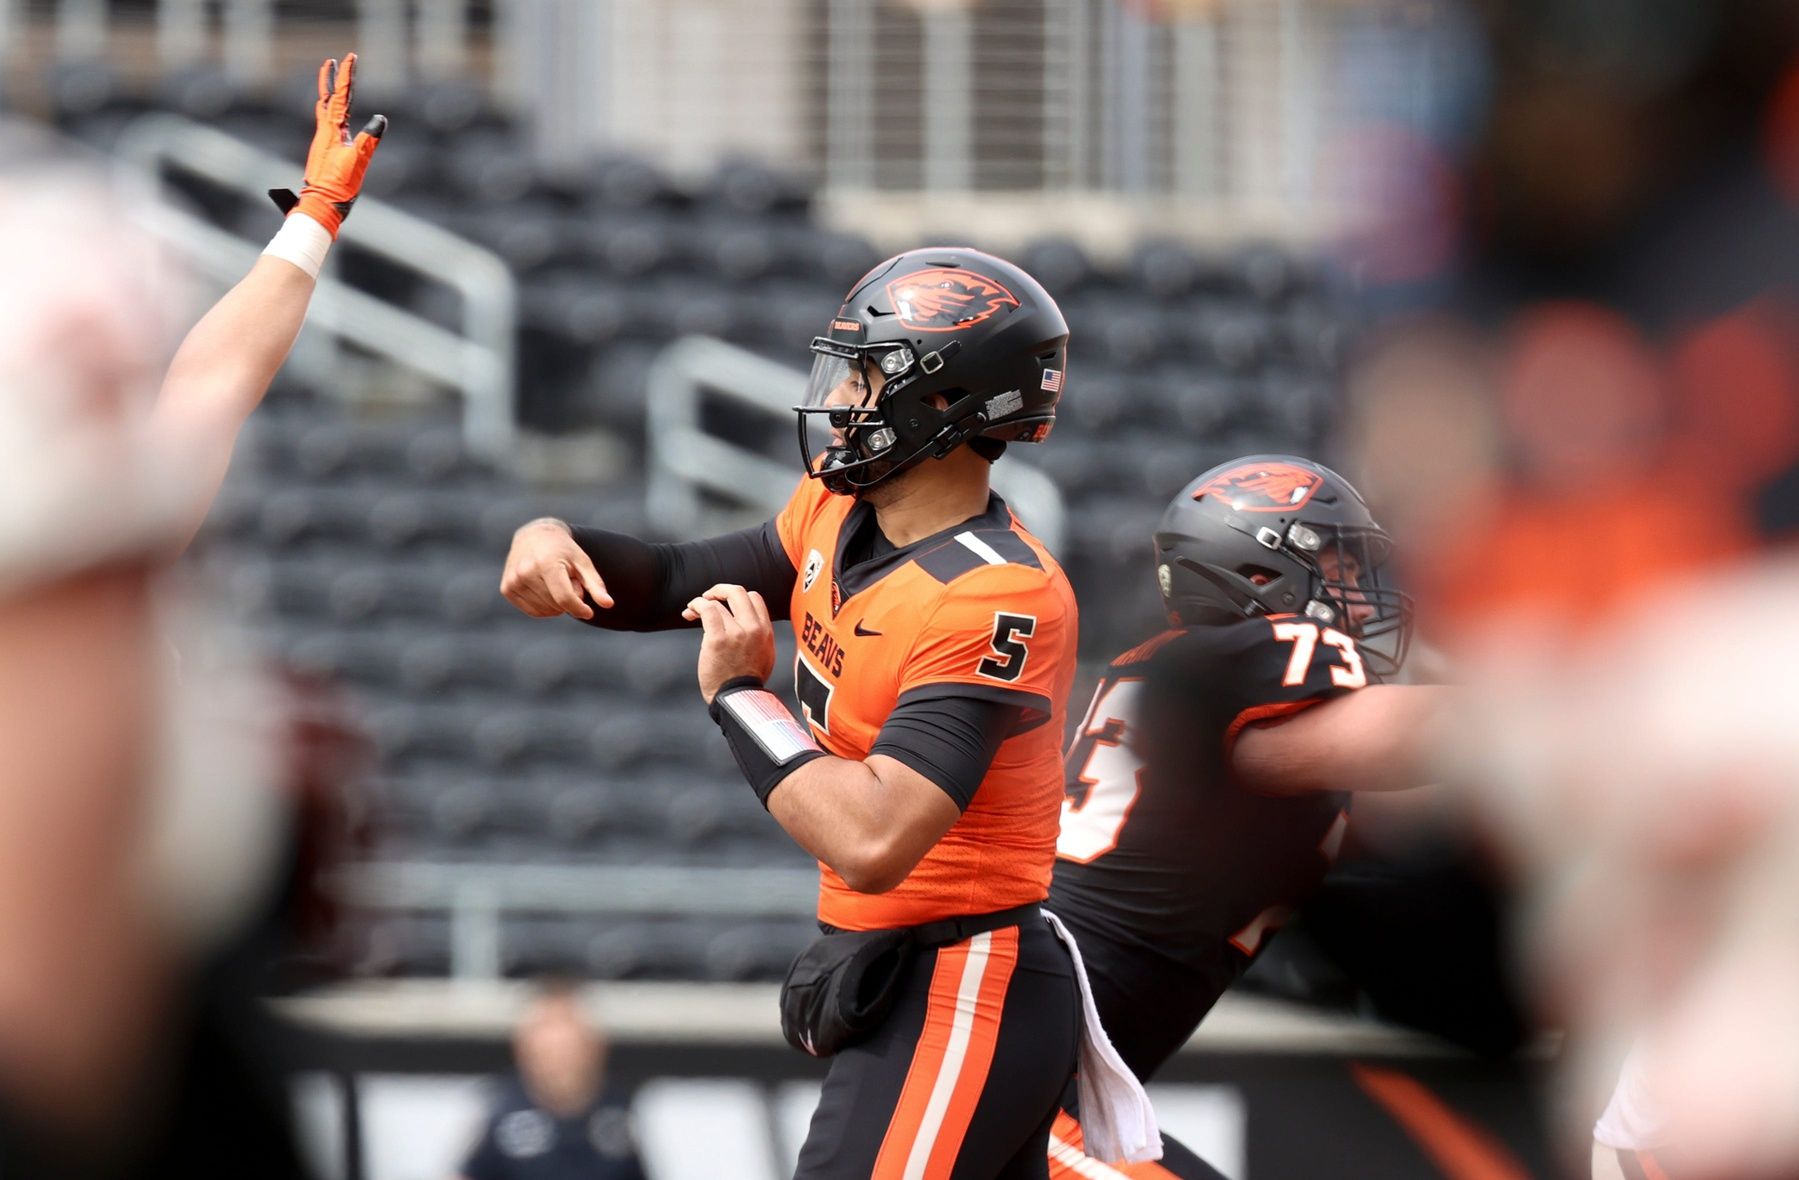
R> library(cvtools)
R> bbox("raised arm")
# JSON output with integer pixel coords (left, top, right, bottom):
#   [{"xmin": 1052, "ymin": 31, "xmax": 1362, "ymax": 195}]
[{"xmin": 152, "ymin": 53, "xmax": 384, "ymax": 553}]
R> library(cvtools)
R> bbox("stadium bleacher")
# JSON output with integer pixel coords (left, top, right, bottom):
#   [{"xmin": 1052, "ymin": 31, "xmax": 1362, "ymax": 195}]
[{"xmin": 52, "ymin": 66, "xmax": 1353, "ymax": 983}]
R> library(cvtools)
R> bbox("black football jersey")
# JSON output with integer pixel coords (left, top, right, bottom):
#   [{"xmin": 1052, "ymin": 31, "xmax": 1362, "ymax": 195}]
[{"xmin": 1046, "ymin": 615, "xmax": 1372, "ymax": 1077}]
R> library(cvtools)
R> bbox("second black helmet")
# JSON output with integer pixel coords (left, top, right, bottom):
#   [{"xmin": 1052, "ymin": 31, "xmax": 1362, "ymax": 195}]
[{"xmin": 1154, "ymin": 454, "xmax": 1414, "ymax": 677}]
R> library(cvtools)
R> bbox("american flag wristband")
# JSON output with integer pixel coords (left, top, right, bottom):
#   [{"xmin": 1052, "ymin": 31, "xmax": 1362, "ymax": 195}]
[{"xmin": 708, "ymin": 676, "xmax": 827, "ymax": 807}]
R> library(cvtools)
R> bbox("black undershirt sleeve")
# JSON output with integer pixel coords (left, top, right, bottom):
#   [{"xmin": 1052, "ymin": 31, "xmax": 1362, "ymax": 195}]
[
  {"xmin": 567, "ymin": 519, "xmax": 797, "ymax": 632},
  {"xmin": 869, "ymin": 690, "xmax": 1024, "ymax": 811}
]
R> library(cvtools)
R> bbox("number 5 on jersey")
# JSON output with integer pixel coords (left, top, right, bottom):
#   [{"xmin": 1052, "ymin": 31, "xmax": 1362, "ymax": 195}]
[{"xmin": 979, "ymin": 612, "xmax": 1036, "ymax": 682}]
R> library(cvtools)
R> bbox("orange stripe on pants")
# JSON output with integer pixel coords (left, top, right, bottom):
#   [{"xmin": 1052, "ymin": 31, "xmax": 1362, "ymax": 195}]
[
  {"xmin": 872, "ymin": 927, "xmax": 1020, "ymax": 1180},
  {"xmin": 920, "ymin": 926, "xmax": 1020, "ymax": 1177}
]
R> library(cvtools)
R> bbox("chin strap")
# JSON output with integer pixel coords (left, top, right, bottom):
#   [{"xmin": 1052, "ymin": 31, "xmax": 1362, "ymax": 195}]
[
  {"xmin": 812, "ymin": 399, "xmax": 993, "ymax": 495},
  {"xmin": 928, "ymin": 410, "xmax": 988, "ymax": 458}
]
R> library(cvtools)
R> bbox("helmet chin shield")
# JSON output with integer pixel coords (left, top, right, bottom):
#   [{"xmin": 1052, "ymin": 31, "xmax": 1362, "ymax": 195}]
[{"xmin": 797, "ymin": 338, "xmax": 909, "ymax": 495}]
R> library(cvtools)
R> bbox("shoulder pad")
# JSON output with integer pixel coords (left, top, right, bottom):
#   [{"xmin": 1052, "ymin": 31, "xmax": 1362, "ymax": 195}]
[
  {"xmin": 1111, "ymin": 628, "xmax": 1188, "ymax": 669},
  {"xmin": 914, "ymin": 527, "xmax": 1044, "ymax": 585}
]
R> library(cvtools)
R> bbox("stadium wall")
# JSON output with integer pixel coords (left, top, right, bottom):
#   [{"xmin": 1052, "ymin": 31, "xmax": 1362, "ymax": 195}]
[{"xmin": 276, "ymin": 983, "xmax": 1557, "ymax": 1180}]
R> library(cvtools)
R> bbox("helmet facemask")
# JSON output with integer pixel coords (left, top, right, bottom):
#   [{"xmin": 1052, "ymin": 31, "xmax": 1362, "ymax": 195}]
[
  {"xmin": 796, "ymin": 336, "xmax": 985, "ymax": 496},
  {"xmin": 1287, "ymin": 523, "xmax": 1414, "ymax": 678}
]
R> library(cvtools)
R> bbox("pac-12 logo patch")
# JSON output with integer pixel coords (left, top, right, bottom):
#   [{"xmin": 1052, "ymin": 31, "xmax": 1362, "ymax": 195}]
[
  {"xmin": 886, "ymin": 268, "xmax": 1020, "ymax": 333},
  {"xmin": 1193, "ymin": 461, "xmax": 1323, "ymax": 513},
  {"xmin": 802, "ymin": 548, "xmax": 824, "ymax": 592}
]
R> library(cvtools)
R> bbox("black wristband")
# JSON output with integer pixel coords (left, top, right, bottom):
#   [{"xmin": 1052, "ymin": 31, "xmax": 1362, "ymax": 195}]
[{"xmin": 708, "ymin": 677, "xmax": 827, "ymax": 807}]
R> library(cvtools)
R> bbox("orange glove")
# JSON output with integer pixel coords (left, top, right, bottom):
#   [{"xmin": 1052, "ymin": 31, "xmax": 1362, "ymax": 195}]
[{"xmin": 268, "ymin": 53, "xmax": 386, "ymax": 239}]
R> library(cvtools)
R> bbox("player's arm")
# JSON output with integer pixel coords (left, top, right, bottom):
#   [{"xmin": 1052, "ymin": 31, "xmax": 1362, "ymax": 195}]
[
  {"xmin": 500, "ymin": 518, "xmax": 797, "ymax": 628},
  {"xmin": 1140, "ymin": 620, "xmax": 1449, "ymax": 798},
  {"xmin": 687, "ymin": 582, "xmax": 1043, "ymax": 892},
  {"xmin": 765, "ymin": 757, "xmax": 962, "ymax": 894},
  {"xmin": 155, "ymin": 256, "xmax": 316, "ymax": 550},
  {"xmin": 152, "ymin": 54, "xmax": 384, "ymax": 553},
  {"xmin": 1229, "ymin": 684, "xmax": 1452, "ymax": 796},
  {"xmin": 760, "ymin": 695, "xmax": 1018, "ymax": 893}
]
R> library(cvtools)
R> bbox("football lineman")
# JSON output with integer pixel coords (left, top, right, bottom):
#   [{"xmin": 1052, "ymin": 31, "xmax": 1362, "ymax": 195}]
[{"xmin": 1045, "ymin": 456, "xmax": 1452, "ymax": 1177}]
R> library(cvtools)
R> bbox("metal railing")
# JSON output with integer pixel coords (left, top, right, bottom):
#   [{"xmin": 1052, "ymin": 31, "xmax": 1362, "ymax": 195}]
[
  {"xmin": 645, "ymin": 335, "xmax": 1067, "ymax": 554},
  {"xmin": 336, "ymin": 861, "xmax": 819, "ymax": 979},
  {"xmin": 813, "ymin": 0, "xmax": 1359, "ymax": 218},
  {"xmin": 3, "ymin": 0, "xmax": 1450, "ymax": 241},
  {"xmin": 113, "ymin": 113, "xmax": 518, "ymax": 459},
  {"xmin": 1, "ymin": 0, "xmax": 495, "ymax": 85}
]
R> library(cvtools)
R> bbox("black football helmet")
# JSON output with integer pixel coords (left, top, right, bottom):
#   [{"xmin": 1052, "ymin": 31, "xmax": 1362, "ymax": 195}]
[
  {"xmin": 798, "ymin": 246, "xmax": 1069, "ymax": 495},
  {"xmin": 1154, "ymin": 455, "xmax": 1414, "ymax": 676}
]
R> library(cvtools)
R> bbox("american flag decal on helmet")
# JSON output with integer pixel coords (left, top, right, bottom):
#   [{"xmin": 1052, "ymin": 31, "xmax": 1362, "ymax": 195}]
[{"xmin": 1040, "ymin": 368, "xmax": 1063, "ymax": 392}]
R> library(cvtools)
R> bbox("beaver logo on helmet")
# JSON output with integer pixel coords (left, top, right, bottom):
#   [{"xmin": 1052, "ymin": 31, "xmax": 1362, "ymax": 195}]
[
  {"xmin": 1193, "ymin": 461, "xmax": 1324, "ymax": 513},
  {"xmin": 886, "ymin": 268, "xmax": 1020, "ymax": 333}
]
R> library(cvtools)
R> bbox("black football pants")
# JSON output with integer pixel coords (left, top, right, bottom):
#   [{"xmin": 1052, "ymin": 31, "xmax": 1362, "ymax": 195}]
[{"xmin": 793, "ymin": 916, "xmax": 1079, "ymax": 1179}]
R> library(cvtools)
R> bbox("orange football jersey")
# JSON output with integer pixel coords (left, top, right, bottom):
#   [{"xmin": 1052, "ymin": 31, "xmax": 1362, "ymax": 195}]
[{"xmin": 774, "ymin": 474, "xmax": 1079, "ymax": 930}]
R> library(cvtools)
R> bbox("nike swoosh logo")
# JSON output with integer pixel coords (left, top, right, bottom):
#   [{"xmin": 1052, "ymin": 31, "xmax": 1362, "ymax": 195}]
[{"xmin": 853, "ymin": 621, "xmax": 882, "ymax": 637}]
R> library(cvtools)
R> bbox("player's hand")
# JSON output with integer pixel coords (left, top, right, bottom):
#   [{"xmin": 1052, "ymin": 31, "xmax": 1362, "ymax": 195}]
[
  {"xmin": 268, "ymin": 53, "xmax": 387, "ymax": 238},
  {"xmin": 687, "ymin": 584, "xmax": 776, "ymax": 703},
  {"xmin": 500, "ymin": 519, "xmax": 613, "ymax": 620}
]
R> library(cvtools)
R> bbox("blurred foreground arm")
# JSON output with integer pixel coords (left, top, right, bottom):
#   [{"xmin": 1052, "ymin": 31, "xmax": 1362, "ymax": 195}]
[
  {"xmin": 1230, "ymin": 684, "xmax": 1453, "ymax": 796},
  {"xmin": 153, "ymin": 53, "xmax": 384, "ymax": 552}
]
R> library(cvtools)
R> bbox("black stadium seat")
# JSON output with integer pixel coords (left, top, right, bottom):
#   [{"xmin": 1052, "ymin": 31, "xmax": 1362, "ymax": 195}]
[
  {"xmin": 1232, "ymin": 241, "xmax": 1301, "ymax": 305},
  {"xmin": 445, "ymin": 134, "xmax": 542, "ymax": 205},
  {"xmin": 153, "ymin": 73, "xmax": 1356, "ymax": 979},
  {"xmin": 801, "ymin": 228, "xmax": 883, "ymax": 289},
  {"xmin": 1128, "ymin": 238, "xmax": 1205, "ymax": 300},
  {"xmin": 702, "ymin": 156, "xmax": 813, "ymax": 218},
  {"xmin": 355, "ymin": 135, "xmax": 444, "ymax": 202},
  {"xmin": 1018, "ymin": 235, "xmax": 1101, "ymax": 296},
  {"xmin": 576, "ymin": 152, "xmax": 684, "ymax": 213},
  {"xmin": 585, "ymin": 212, "xmax": 684, "ymax": 278},
  {"xmin": 257, "ymin": 488, "xmax": 366, "ymax": 548},
  {"xmin": 704, "ymin": 922, "xmax": 814, "ymax": 982}
]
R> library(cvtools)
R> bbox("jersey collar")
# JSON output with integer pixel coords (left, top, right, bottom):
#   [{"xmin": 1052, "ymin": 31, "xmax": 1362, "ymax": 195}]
[{"xmin": 829, "ymin": 492, "xmax": 1012, "ymax": 612}]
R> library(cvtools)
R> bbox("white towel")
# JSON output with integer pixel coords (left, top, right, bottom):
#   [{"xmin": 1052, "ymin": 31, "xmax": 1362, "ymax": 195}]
[{"xmin": 1042, "ymin": 909, "xmax": 1163, "ymax": 1164}]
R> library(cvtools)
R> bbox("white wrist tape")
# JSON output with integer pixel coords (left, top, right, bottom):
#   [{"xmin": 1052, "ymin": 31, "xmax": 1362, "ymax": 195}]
[
  {"xmin": 718, "ymin": 686, "xmax": 824, "ymax": 764},
  {"xmin": 709, "ymin": 680, "xmax": 827, "ymax": 806},
  {"xmin": 261, "ymin": 212, "xmax": 332, "ymax": 279}
]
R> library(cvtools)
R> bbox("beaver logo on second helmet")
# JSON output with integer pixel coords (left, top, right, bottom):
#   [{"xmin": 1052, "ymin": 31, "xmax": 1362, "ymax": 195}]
[{"xmin": 1192, "ymin": 461, "xmax": 1325, "ymax": 512}]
